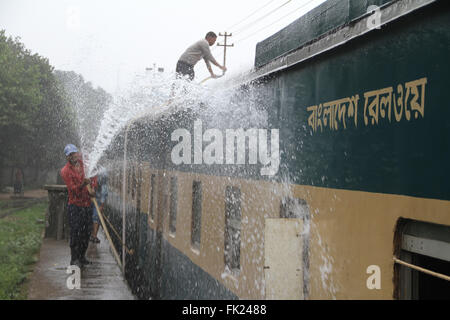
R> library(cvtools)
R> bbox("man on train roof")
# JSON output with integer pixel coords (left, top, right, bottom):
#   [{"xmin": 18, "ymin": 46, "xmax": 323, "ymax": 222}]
[{"xmin": 176, "ymin": 31, "xmax": 227, "ymax": 81}]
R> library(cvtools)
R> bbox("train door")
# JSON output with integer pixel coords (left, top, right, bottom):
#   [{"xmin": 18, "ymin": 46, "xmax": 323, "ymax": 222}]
[
  {"xmin": 264, "ymin": 218, "xmax": 304, "ymax": 299},
  {"xmin": 264, "ymin": 197, "xmax": 310, "ymax": 300}
]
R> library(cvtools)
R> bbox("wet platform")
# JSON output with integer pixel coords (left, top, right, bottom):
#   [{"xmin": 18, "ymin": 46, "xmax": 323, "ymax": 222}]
[{"xmin": 28, "ymin": 231, "xmax": 135, "ymax": 300}]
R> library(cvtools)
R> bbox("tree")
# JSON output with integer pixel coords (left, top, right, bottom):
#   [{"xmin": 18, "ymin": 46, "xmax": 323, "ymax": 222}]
[{"xmin": 0, "ymin": 30, "xmax": 92, "ymax": 187}]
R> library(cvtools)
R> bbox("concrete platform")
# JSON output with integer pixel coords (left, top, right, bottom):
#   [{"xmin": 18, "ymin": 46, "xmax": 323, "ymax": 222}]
[{"xmin": 28, "ymin": 231, "xmax": 135, "ymax": 300}]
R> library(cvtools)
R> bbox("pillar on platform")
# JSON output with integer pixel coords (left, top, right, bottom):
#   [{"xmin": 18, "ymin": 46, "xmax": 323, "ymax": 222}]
[{"xmin": 43, "ymin": 185, "xmax": 68, "ymax": 240}]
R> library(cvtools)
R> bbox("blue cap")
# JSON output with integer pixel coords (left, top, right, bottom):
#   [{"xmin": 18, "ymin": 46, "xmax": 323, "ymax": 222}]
[{"xmin": 64, "ymin": 144, "xmax": 78, "ymax": 156}]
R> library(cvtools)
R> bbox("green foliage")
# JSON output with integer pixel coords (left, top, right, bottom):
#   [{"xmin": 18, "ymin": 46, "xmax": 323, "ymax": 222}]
[
  {"xmin": 0, "ymin": 31, "xmax": 42, "ymax": 130},
  {"xmin": 0, "ymin": 29, "xmax": 80, "ymax": 173},
  {"xmin": 0, "ymin": 202, "xmax": 47, "ymax": 300},
  {"xmin": 0, "ymin": 29, "xmax": 111, "ymax": 185}
]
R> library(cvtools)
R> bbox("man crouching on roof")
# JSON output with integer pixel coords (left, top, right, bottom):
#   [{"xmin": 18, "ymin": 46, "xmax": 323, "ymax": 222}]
[
  {"xmin": 169, "ymin": 32, "xmax": 227, "ymax": 104},
  {"xmin": 60, "ymin": 144, "xmax": 97, "ymax": 268},
  {"xmin": 176, "ymin": 31, "xmax": 227, "ymax": 81}
]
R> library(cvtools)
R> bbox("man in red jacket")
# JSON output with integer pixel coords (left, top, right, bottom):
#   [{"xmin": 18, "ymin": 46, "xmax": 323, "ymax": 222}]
[{"xmin": 60, "ymin": 144, "xmax": 97, "ymax": 267}]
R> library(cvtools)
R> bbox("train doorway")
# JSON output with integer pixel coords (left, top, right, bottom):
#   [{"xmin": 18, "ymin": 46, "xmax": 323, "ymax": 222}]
[
  {"xmin": 394, "ymin": 219, "xmax": 450, "ymax": 300},
  {"xmin": 264, "ymin": 218, "xmax": 304, "ymax": 300}
]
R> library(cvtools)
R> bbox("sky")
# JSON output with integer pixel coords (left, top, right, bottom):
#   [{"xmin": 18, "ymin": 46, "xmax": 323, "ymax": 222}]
[{"xmin": 0, "ymin": 0, "xmax": 326, "ymax": 93}]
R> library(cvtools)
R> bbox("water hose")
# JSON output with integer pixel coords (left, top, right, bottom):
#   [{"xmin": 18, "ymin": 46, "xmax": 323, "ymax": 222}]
[
  {"xmin": 87, "ymin": 185, "xmax": 131, "ymax": 271},
  {"xmin": 199, "ymin": 74, "xmax": 224, "ymax": 84},
  {"xmin": 102, "ymin": 210, "xmax": 134, "ymax": 255}
]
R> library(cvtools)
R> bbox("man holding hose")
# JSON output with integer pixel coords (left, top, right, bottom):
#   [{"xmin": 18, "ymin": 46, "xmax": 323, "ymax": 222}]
[
  {"xmin": 176, "ymin": 31, "xmax": 227, "ymax": 81},
  {"xmin": 60, "ymin": 144, "xmax": 97, "ymax": 268}
]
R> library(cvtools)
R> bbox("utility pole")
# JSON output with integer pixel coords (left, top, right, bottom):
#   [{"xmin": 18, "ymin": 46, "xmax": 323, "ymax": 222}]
[
  {"xmin": 146, "ymin": 64, "xmax": 164, "ymax": 75},
  {"xmin": 217, "ymin": 32, "xmax": 234, "ymax": 75}
]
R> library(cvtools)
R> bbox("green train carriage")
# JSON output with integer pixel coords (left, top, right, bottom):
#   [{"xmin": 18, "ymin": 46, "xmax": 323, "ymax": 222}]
[{"xmin": 102, "ymin": 0, "xmax": 450, "ymax": 299}]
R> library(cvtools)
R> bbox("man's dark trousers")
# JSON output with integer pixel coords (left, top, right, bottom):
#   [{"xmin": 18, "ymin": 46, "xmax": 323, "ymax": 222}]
[
  {"xmin": 68, "ymin": 204, "xmax": 92, "ymax": 264},
  {"xmin": 176, "ymin": 60, "xmax": 195, "ymax": 81}
]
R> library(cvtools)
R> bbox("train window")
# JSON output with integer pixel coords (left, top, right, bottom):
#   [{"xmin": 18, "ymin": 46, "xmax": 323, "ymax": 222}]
[
  {"xmin": 128, "ymin": 167, "xmax": 132, "ymax": 195},
  {"xmin": 191, "ymin": 181, "xmax": 202, "ymax": 250},
  {"xmin": 394, "ymin": 219, "xmax": 450, "ymax": 300},
  {"xmin": 280, "ymin": 197, "xmax": 308, "ymax": 218},
  {"xmin": 137, "ymin": 166, "xmax": 142, "ymax": 213},
  {"xmin": 149, "ymin": 174, "xmax": 156, "ymax": 221},
  {"xmin": 280, "ymin": 197, "xmax": 310, "ymax": 299},
  {"xmin": 131, "ymin": 167, "xmax": 136, "ymax": 199},
  {"xmin": 169, "ymin": 177, "xmax": 178, "ymax": 235},
  {"xmin": 225, "ymin": 186, "xmax": 241, "ymax": 272}
]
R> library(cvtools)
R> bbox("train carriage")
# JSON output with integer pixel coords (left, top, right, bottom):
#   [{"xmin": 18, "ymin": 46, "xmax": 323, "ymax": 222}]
[{"xmin": 102, "ymin": 0, "xmax": 450, "ymax": 299}]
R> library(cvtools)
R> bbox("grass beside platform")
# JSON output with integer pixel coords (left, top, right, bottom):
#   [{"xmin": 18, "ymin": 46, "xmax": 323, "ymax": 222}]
[{"xmin": 0, "ymin": 202, "xmax": 47, "ymax": 299}]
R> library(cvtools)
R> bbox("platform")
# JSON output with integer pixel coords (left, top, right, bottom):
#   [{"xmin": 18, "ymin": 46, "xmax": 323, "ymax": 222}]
[{"xmin": 27, "ymin": 231, "xmax": 135, "ymax": 300}]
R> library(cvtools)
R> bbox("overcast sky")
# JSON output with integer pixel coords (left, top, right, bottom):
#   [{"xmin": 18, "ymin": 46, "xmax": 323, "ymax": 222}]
[{"xmin": 0, "ymin": 0, "xmax": 326, "ymax": 93}]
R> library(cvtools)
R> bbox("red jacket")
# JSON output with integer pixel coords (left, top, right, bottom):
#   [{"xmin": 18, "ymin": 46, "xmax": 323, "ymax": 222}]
[{"xmin": 61, "ymin": 159, "xmax": 98, "ymax": 207}]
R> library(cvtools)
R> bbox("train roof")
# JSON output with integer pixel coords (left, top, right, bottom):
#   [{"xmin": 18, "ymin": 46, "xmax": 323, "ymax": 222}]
[
  {"xmin": 219, "ymin": 0, "xmax": 437, "ymax": 86},
  {"xmin": 255, "ymin": 0, "xmax": 393, "ymax": 68}
]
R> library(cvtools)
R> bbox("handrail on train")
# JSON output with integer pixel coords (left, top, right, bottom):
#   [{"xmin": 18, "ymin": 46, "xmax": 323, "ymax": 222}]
[{"xmin": 393, "ymin": 257, "xmax": 450, "ymax": 282}]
